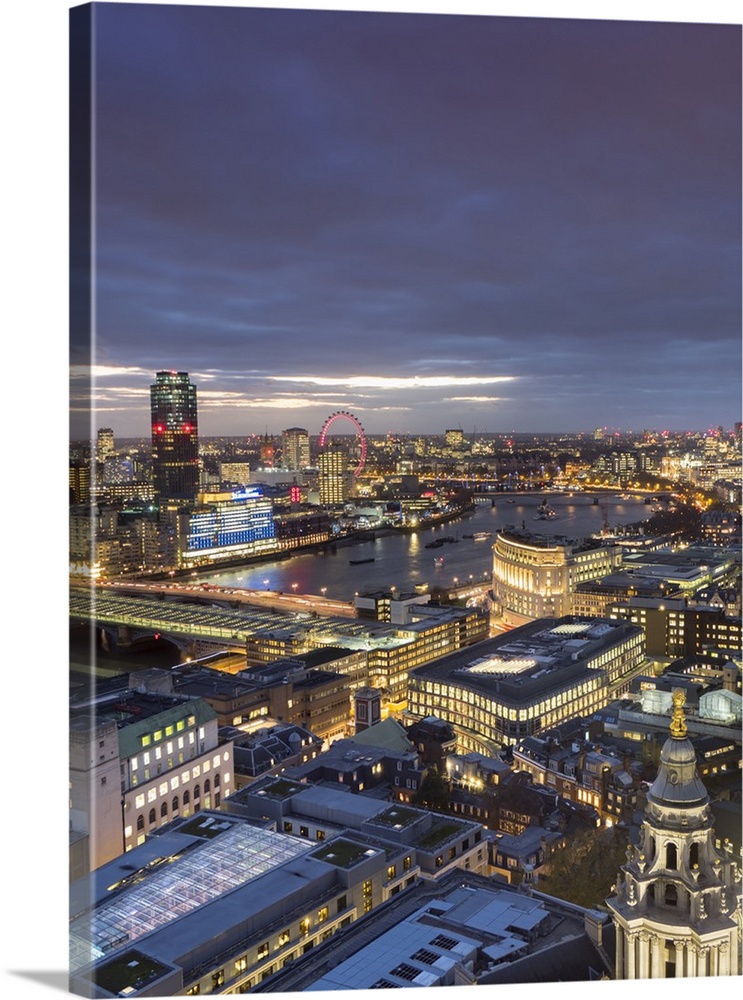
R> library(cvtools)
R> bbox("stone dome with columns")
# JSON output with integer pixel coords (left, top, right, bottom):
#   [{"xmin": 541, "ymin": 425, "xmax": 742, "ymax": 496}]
[{"xmin": 606, "ymin": 687, "xmax": 741, "ymax": 979}]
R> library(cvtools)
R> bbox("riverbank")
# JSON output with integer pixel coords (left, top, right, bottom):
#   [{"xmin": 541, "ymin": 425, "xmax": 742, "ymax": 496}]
[{"xmin": 115, "ymin": 501, "xmax": 479, "ymax": 583}]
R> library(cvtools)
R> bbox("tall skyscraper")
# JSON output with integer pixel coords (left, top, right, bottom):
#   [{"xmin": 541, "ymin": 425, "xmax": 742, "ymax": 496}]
[
  {"xmin": 318, "ymin": 446, "xmax": 352, "ymax": 505},
  {"xmin": 96, "ymin": 427, "xmax": 115, "ymax": 461},
  {"xmin": 150, "ymin": 371, "xmax": 199, "ymax": 500},
  {"xmin": 282, "ymin": 427, "xmax": 310, "ymax": 470},
  {"xmin": 260, "ymin": 434, "xmax": 276, "ymax": 468}
]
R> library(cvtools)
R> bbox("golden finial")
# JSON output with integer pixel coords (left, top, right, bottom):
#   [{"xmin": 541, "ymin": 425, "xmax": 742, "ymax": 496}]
[{"xmin": 669, "ymin": 687, "xmax": 687, "ymax": 739}]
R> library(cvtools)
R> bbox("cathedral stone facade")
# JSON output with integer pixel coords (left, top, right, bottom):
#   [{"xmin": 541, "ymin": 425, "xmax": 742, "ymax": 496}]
[{"xmin": 607, "ymin": 688, "xmax": 741, "ymax": 978}]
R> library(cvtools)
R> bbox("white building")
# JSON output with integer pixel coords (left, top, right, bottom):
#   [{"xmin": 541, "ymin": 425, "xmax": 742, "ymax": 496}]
[
  {"xmin": 70, "ymin": 693, "xmax": 234, "ymax": 873},
  {"xmin": 492, "ymin": 529, "xmax": 622, "ymax": 628},
  {"xmin": 282, "ymin": 426, "xmax": 310, "ymax": 470},
  {"xmin": 120, "ymin": 698, "xmax": 234, "ymax": 854}
]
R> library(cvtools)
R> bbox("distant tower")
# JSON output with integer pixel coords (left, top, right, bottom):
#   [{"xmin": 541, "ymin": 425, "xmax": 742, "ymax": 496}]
[
  {"xmin": 354, "ymin": 687, "xmax": 382, "ymax": 733},
  {"xmin": 260, "ymin": 434, "xmax": 275, "ymax": 469},
  {"xmin": 150, "ymin": 371, "xmax": 199, "ymax": 500},
  {"xmin": 96, "ymin": 428, "xmax": 115, "ymax": 462},
  {"xmin": 318, "ymin": 446, "xmax": 352, "ymax": 505},
  {"xmin": 282, "ymin": 427, "xmax": 310, "ymax": 471},
  {"xmin": 69, "ymin": 462, "xmax": 91, "ymax": 505},
  {"xmin": 607, "ymin": 689, "xmax": 741, "ymax": 978}
]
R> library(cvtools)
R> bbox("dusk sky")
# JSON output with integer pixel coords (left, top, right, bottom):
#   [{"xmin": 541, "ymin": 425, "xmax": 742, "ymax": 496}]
[{"xmin": 69, "ymin": 1, "xmax": 742, "ymax": 440}]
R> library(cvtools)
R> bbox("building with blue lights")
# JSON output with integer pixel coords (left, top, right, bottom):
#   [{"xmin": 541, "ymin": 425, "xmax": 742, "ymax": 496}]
[{"xmin": 178, "ymin": 488, "xmax": 278, "ymax": 567}]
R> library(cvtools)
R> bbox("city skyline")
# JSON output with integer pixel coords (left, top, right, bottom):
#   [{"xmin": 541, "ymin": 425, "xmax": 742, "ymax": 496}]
[{"xmin": 69, "ymin": 2, "xmax": 741, "ymax": 441}]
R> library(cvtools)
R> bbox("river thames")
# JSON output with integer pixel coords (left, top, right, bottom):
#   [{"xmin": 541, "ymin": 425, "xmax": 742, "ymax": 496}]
[{"xmin": 198, "ymin": 493, "xmax": 652, "ymax": 603}]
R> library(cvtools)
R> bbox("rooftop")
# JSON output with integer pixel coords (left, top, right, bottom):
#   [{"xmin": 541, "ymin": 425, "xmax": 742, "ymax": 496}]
[
  {"xmin": 251, "ymin": 777, "xmax": 305, "ymax": 799},
  {"xmin": 373, "ymin": 805, "xmax": 421, "ymax": 829},
  {"xmin": 497, "ymin": 529, "xmax": 614, "ymax": 554},
  {"xmin": 346, "ymin": 717, "xmax": 415, "ymax": 753},
  {"xmin": 92, "ymin": 949, "xmax": 172, "ymax": 996},
  {"xmin": 410, "ymin": 616, "xmax": 642, "ymax": 702},
  {"xmin": 70, "ymin": 823, "xmax": 312, "ymax": 974},
  {"xmin": 310, "ymin": 837, "xmax": 379, "ymax": 868},
  {"xmin": 416, "ymin": 820, "xmax": 465, "ymax": 851}
]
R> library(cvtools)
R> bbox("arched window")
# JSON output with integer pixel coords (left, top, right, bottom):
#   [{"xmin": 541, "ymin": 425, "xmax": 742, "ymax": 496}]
[
  {"xmin": 204, "ymin": 778, "xmax": 211, "ymax": 794},
  {"xmin": 160, "ymin": 802, "xmax": 168, "ymax": 818},
  {"xmin": 194, "ymin": 784, "xmax": 201, "ymax": 800},
  {"xmin": 666, "ymin": 843, "xmax": 677, "ymax": 870},
  {"xmin": 664, "ymin": 884, "xmax": 678, "ymax": 906},
  {"xmin": 690, "ymin": 842, "xmax": 699, "ymax": 867},
  {"xmin": 137, "ymin": 814, "xmax": 144, "ymax": 831},
  {"xmin": 149, "ymin": 808, "xmax": 156, "ymax": 825},
  {"xmin": 183, "ymin": 789, "xmax": 190, "ymax": 805},
  {"xmin": 172, "ymin": 795, "xmax": 179, "ymax": 812},
  {"xmin": 214, "ymin": 773, "xmax": 220, "ymax": 788}
]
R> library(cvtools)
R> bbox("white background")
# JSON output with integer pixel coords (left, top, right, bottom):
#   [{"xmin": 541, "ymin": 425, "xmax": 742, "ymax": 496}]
[{"xmin": 2, "ymin": 1, "xmax": 739, "ymax": 998}]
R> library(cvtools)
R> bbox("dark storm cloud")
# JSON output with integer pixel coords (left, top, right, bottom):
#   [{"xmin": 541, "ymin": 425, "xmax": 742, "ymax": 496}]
[{"xmin": 78, "ymin": 3, "xmax": 741, "ymax": 437}]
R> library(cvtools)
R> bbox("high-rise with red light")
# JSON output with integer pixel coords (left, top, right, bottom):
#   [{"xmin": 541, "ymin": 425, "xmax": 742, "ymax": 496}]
[{"xmin": 150, "ymin": 370, "xmax": 199, "ymax": 500}]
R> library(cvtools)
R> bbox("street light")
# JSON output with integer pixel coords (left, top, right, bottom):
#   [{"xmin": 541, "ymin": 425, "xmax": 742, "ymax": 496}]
[
  {"xmin": 321, "ymin": 587, "xmax": 327, "ymax": 599},
  {"xmin": 291, "ymin": 583, "xmax": 298, "ymax": 593},
  {"xmin": 263, "ymin": 579, "xmax": 270, "ymax": 590}
]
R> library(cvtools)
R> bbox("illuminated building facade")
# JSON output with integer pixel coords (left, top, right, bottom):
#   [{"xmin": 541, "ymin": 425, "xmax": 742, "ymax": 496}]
[
  {"xmin": 491, "ymin": 529, "xmax": 622, "ymax": 628},
  {"xmin": 273, "ymin": 510, "xmax": 331, "ymax": 550},
  {"xmin": 70, "ymin": 785, "xmax": 484, "ymax": 997},
  {"xmin": 179, "ymin": 487, "xmax": 277, "ymax": 567},
  {"xmin": 71, "ymin": 588, "xmax": 487, "ymax": 717},
  {"xmin": 219, "ymin": 460, "xmax": 252, "ymax": 486},
  {"xmin": 513, "ymin": 737, "xmax": 639, "ymax": 825},
  {"xmin": 69, "ymin": 462, "xmax": 91, "ymax": 504},
  {"xmin": 167, "ymin": 651, "xmax": 365, "ymax": 742},
  {"xmin": 368, "ymin": 605, "xmax": 488, "ymax": 708},
  {"xmin": 96, "ymin": 426, "xmax": 115, "ymax": 461},
  {"xmin": 318, "ymin": 445, "xmax": 352, "ymax": 505},
  {"xmin": 407, "ymin": 617, "xmax": 645, "ymax": 754},
  {"xmin": 282, "ymin": 426, "xmax": 310, "ymax": 470},
  {"xmin": 607, "ymin": 690, "xmax": 741, "ymax": 978},
  {"xmin": 150, "ymin": 370, "xmax": 199, "ymax": 500},
  {"xmin": 101, "ymin": 456, "xmax": 134, "ymax": 484},
  {"xmin": 70, "ymin": 690, "xmax": 232, "ymax": 873},
  {"xmin": 608, "ymin": 597, "xmax": 742, "ymax": 660},
  {"xmin": 571, "ymin": 573, "xmax": 679, "ymax": 619}
]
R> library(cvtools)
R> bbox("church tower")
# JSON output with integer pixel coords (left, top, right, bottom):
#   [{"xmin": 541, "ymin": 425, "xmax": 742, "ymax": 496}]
[{"xmin": 607, "ymin": 688, "xmax": 741, "ymax": 978}]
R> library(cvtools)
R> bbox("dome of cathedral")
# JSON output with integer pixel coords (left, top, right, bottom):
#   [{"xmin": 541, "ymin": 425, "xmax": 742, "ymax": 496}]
[{"xmin": 646, "ymin": 733, "xmax": 709, "ymax": 808}]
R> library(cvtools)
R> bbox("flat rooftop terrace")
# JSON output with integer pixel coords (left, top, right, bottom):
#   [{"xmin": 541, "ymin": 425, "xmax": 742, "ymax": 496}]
[{"xmin": 410, "ymin": 617, "xmax": 642, "ymax": 699}]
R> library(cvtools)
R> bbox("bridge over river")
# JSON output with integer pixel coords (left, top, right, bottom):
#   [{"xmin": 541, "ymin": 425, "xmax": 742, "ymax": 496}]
[{"xmin": 69, "ymin": 587, "xmax": 418, "ymax": 663}]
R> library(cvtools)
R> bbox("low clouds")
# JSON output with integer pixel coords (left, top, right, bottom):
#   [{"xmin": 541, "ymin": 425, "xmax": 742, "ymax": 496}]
[{"xmin": 267, "ymin": 375, "xmax": 516, "ymax": 390}]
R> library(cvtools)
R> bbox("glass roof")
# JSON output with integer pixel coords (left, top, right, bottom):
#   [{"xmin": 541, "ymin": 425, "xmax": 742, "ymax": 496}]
[
  {"xmin": 70, "ymin": 824, "xmax": 311, "ymax": 973},
  {"xmin": 548, "ymin": 622, "xmax": 592, "ymax": 636}
]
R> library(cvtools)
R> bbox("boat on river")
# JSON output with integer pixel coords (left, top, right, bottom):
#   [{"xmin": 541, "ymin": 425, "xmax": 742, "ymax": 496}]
[
  {"xmin": 534, "ymin": 499, "xmax": 557, "ymax": 521},
  {"xmin": 349, "ymin": 557, "xmax": 375, "ymax": 565}
]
